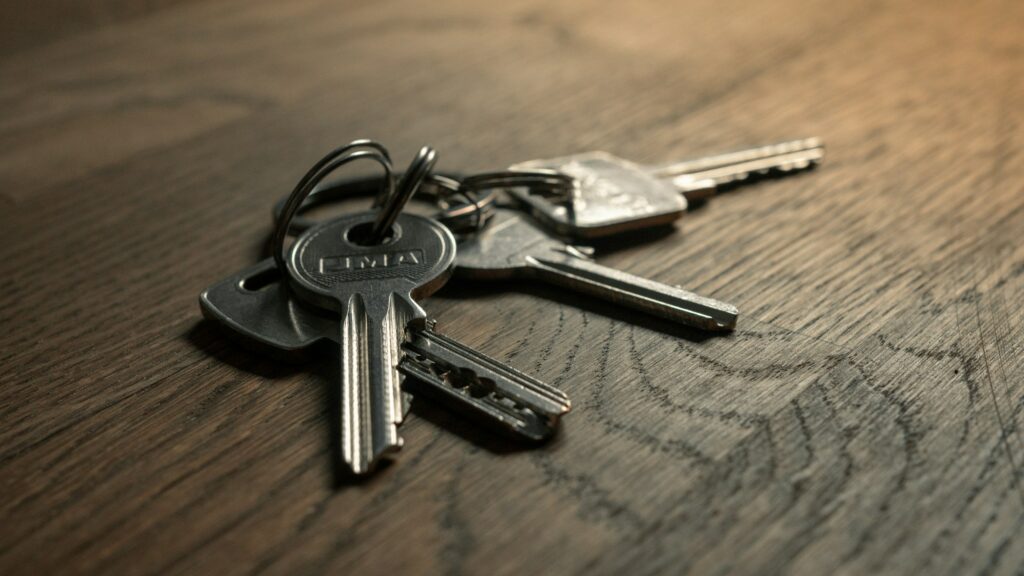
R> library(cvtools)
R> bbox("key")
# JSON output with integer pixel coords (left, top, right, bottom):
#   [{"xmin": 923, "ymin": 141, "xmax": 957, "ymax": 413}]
[
  {"xmin": 507, "ymin": 138, "xmax": 824, "ymax": 239},
  {"xmin": 400, "ymin": 322, "xmax": 571, "ymax": 440},
  {"xmin": 455, "ymin": 206, "xmax": 738, "ymax": 331},
  {"xmin": 199, "ymin": 259, "xmax": 571, "ymax": 441},
  {"xmin": 284, "ymin": 210, "xmax": 457, "ymax": 474}
]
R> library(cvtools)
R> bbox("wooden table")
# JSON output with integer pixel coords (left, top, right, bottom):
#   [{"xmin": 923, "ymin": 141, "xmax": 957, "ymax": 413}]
[{"xmin": 2, "ymin": 0, "xmax": 1022, "ymax": 574}]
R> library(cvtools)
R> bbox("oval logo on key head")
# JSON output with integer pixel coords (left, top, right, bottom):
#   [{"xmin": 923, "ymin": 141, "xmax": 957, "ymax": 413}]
[
  {"xmin": 319, "ymin": 249, "xmax": 425, "ymax": 273},
  {"xmin": 288, "ymin": 213, "xmax": 456, "ymax": 293}
]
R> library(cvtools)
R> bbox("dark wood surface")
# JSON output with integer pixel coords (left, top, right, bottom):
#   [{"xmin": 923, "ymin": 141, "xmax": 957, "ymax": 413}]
[{"xmin": 2, "ymin": 0, "xmax": 1022, "ymax": 574}]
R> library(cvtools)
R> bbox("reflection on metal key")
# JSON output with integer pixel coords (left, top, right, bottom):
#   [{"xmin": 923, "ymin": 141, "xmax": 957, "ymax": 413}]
[
  {"xmin": 199, "ymin": 259, "xmax": 571, "ymax": 443},
  {"xmin": 456, "ymin": 207, "xmax": 738, "ymax": 331},
  {"xmin": 508, "ymin": 138, "xmax": 824, "ymax": 239},
  {"xmin": 285, "ymin": 211, "xmax": 456, "ymax": 474}
]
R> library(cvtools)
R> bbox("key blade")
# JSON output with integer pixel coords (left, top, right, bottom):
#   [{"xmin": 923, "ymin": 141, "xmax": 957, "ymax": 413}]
[
  {"xmin": 672, "ymin": 147, "xmax": 824, "ymax": 200},
  {"xmin": 526, "ymin": 253, "xmax": 738, "ymax": 331},
  {"xmin": 338, "ymin": 294, "xmax": 410, "ymax": 475},
  {"xmin": 649, "ymin": 138, "xmax": 824, "ymax": 202},
  {"xmin": 649, "ymin": 138, "xmax": 822, "ymax": 177},
  {"xmin": 399, "ymin": 327, "xmax": 571, "ymax": 441}
]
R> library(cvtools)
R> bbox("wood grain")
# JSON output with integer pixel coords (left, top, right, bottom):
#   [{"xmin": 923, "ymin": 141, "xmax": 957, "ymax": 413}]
[{"xmin": 1, "ymin": 0, "xmax": 1022, "ymax": 574}]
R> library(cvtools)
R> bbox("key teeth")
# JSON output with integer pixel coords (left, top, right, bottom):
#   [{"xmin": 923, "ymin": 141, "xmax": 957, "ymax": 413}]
[{"xmin": 399, "ymin": 327, "xmax": 571, "ymax": 441}]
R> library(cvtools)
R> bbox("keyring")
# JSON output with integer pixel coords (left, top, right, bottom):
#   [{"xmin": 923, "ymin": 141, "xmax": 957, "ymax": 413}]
[
  {"xmin": 271, "ymin": 168, "xmax": 575, "ymax": 237},
  {"xmin": 271, "ymin": 171, "xmax": 497, "ymax": 236},
  {"xmin": 272, "ymin": 140, "xmax": 396, "ymax": 273},
  {"xmin": 462, "ymin": 169, "xmax": 575, "ymax": 198},
  {"xmin": 367, "ymin": 145, "xmax": 436, "ymax": 243}
]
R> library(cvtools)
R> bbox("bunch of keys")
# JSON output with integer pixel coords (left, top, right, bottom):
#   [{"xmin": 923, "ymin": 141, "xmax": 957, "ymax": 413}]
[
  {"xmin": 200, "ymin": 137, "xmax": 823, "ymax": 476},
  {"xmin": 201, "ymin": 141, "xmax": 572, "ymax": 475}
]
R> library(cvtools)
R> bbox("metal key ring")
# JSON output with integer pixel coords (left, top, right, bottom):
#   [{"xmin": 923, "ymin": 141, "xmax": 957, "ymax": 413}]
[
  {"xmin": 273, "ymin": 140, "xmax": 394, "ymax": 273},
  {"xmin": 271, "ymin": 171, "xmax": 496, "ymax": 236},
  {"xmin": 430, "ymin": 174, "xmax": 491, "ymax": 233},
  {"xmin": 368, "ymin": 145, "xmax": 436, "ymax": 243},
  {"xmin": 462, "ymin": 169, "xmax": 576, "ymax": 194},
  {"xmin": 271, "ymin": 168, "xmax": 573, "ymax": 236}
]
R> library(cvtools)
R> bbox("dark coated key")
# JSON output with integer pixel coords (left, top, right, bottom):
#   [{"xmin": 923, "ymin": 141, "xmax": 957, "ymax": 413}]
[{"xmin": 455, "ymin": 207, "xmax": 738, "ymax": 331}]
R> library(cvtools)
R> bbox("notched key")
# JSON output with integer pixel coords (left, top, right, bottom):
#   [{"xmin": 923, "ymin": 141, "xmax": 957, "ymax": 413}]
[
  {"xmin": 399, "ymin": 324, "xmax": 571, "ymax": 441},
  {"xmin": 508, "ymin": 138, "xmax": 824, "ymax": 239},
  {"xmin": 652, "ymin": 137, "xmax": 824, "ymax": 199}
]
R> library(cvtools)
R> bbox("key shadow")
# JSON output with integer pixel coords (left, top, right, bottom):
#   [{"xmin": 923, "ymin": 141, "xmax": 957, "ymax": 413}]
[
  {"xmin": 186, "ymin": 319, "xmax": 311, "ymax": 378},
  {"xmin": 434, "ymin": 279, "xmax": 729, "ymax": 344}
]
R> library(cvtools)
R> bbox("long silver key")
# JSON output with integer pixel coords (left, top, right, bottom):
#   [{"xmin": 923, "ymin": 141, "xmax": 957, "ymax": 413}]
[
  {"xmin": 507, "ymin": 138, "xmax": 824, "ymax": 239},
  {"xmin": 455, "ymin": 206, "xmax": 738, "ymax": 331},
  {"xmin": 284, "ymin": 211, "xmax": 456, "ymax": 474},
  {"xmin": 199, "ymin": 259, "xmax": 571, "ymax": 442}
]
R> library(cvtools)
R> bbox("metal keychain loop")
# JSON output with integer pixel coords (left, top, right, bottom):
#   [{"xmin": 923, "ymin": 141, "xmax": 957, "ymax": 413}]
[
  {"xmin": 271, "ymin": 167, "xmax": 577, "ymax": 238},
  {"xmin": 272, "ymin": 140, "xmax": 395, "ymax": 273},
  {"xmin": 461, "ymin": 169, "xmax": 576, "ymax": 199},
  {"xmin": 368, "ymin": 145, "xmax": 436, "ymax": 243},
  {"xmin": 271, "ymin": 172, "xmax": 500, "ymax": 236},
  {"xmin": 429, "ymin": 174, "xmax": 490, "ymax": 233}
]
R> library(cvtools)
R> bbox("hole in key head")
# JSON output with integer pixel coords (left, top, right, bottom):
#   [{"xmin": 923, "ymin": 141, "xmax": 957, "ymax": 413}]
[
  {"xmin": 240, "ymin": 266, "xmax": 281, "ymax": 291},
  {"xmin": 345, "ymin": 221, "xmax": 397, "ymax": 246}
]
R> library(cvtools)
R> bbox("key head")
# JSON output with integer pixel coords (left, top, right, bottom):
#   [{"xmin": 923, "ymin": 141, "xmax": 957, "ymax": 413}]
[
  {"xmin": 200, "ymin": 259, "xmax": 333, "ymax": 353},
  {"xmin": 455, "ymin": 207, "xmax": 571, "ymax": 277},
  {"xmin": 287, "ymin": 211, "xmax": 456, "ymax": 313},
  {"xmin": 507, "ymin": 151, "xmax": 686, "ymax": 239}
]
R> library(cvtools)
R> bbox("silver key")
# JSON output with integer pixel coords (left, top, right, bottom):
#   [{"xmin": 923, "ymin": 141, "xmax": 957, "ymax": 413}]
[
  {"xmin": 400, "ymin": 323, "xmax": 570, "ymax": 440},
  {"xmin": 508, "ymin": 138, "xmax": 824, "ymax": 239},
  {"xmin": 648, "ymin": 137, "xmax": 824, "ymax": 200},
  {"xmin": 285, "ymin": 211, "xmax": 456, "ymax": 474},
  {"xmin": 455, "ymin": 206, "xmax": 738, "ymax": 331},
  {"xmin": 199, "ymin": 259, "xmax": 571, "ymax": 442}
]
